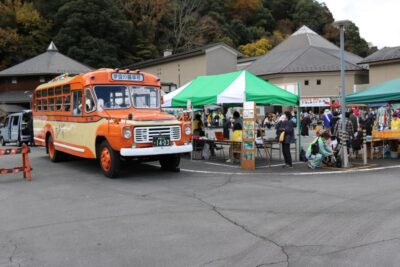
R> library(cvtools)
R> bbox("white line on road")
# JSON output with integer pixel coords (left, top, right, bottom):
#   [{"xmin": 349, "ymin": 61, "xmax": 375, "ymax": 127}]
[{"xmin": 180, "ymin": 164, "xmax": 400, "ymax": 176}]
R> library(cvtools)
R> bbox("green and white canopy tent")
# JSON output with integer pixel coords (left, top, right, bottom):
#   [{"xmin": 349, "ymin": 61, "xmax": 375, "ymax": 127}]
[{"xmin": 162, "ymin": 70, "xmax": 299, "ymax": 107}]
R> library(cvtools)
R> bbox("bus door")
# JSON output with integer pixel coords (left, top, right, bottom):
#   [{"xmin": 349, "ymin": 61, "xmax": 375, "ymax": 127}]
[
  {"xmin": 72, "ymin": 90, "xmax": 83, "ymax": 116},
  {"xmin": 10, "ymin": 115, "xmax": 20, "ymax": 141}
]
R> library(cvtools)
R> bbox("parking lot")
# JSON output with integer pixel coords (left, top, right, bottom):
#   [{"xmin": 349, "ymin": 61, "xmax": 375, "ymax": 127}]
[{"xmin": 2, "ymin": 147, "xmax": 400, "ymax": 267}]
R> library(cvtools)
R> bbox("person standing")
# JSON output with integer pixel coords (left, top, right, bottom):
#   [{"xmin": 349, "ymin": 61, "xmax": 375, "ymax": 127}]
[
  {"xmin": 278, "ymin": 111, "xmax": 295, "ymax": 168},
  {"xmin": 301, "ymin": 112, "xmax": 311, "ymax": 136},
  {"xmin": 333, "ymin": 112, "xmax": 354, "ymax": 150},
  {"xmin": 349, "ymin": 110, "xmax": 358, "ymax": 133},
  {"xmin": 193, "ymin": 114, "xmax": 205, "ymax": 136},
  {"xmin": 330, "ymin": 111, "xmax": 339, "ymax": 132},
  {"xmin": 322, "ymin": 109, "xmax": 333, "ymax": 132}
]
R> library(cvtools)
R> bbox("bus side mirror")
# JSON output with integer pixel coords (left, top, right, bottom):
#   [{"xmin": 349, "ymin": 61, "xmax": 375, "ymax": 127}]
[{"xmin": 97, "ymin": 99, "xmax": 104, "ymax": 112}]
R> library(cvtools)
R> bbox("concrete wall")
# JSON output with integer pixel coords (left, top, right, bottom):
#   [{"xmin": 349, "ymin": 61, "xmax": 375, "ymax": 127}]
[
  {"xmin": 262, "ymin": 70, "xmax": 368, "ymax": 97},
  {"xmin": 139, "ymin": 55, "xmax": 207, "ymax": 88},
  {"xmin": 205, "ymin": 47, "xmax": 237, "ymax": 75},
  {"xmin": 369, "ymin": 61, "xmax": 400, "ymax": 85}
]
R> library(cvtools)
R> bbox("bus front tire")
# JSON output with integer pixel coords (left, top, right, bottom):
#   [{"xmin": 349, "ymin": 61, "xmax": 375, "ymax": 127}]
[
  {"xmin": 47, "ymin": 135, "xmax": 64, "ymax": 162},
  {"xmin": 159, "ymin": 154, "xmax": 181, "ymax": 172},
  {"xmin": 99, "ymin": 141, "xmax": 120, "ymax": 178},
  {"xmin": 0, "ymin": 137, "xmax": 5, "ymax": 146}
]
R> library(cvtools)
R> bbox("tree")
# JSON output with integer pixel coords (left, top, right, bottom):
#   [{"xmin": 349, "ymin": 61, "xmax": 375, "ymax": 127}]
[
  {"xmin": 170, "ymin": 0, "xmax": 203, "ymax": 51},
  {"xmin": 226, "ymin": 0, "xmax": 262, "ymax": 21},
  {"xmin": 0, "ymin": 0, "xmax": 51, "ymax": 70},
  {"xmin": 343, "ymin": 22, "xmax": 371, "ymax": 57},
  {"xmin": 239, "ymin": 38, "xmax": 272, "ymax": 57},
  {"xmin": 292, "ymin": 0, "xmax": 334, "ymax": 33},
  {"xmin": 53, "ymin": 0, "xmax": 134, "ymax": 68},
  {"xmin": 324, "ymin": 21, "xmax": 373, "ymax": 57},
  {"xmin": 114, "ymin": 0, "xmax": 171, "ymax": 61}
]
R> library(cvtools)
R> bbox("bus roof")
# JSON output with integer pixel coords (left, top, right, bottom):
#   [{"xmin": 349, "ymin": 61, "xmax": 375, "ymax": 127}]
[{"xmin": 35, "ymin": 68, "xmax": 160, "ymax": 91}]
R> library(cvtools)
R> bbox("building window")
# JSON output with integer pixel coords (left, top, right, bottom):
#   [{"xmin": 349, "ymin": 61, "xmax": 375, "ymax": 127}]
[
  {"xmin": 11, "ymin": 77, "xmax": 17, "ymax": 84},
  {"xmin": 316, "ymin": 79, "xmax": 321, "ymax": 85},
  {"xmin": 304, "ymin": 80, "xmax": 309, "ymax": 86},
  {"xmin": 40, "ymin": 76, "xmax": 45, "ymax": 83}
]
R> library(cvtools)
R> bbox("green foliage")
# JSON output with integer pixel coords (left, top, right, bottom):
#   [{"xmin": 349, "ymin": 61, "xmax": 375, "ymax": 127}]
[
  {"xmin": 0, "ymin": 0, "xmax": 51, "ymax": 69},
  {"xmin": 0, "ymin": 0, "xmax": 376, "ymax": 70},
  {"xmin": 53, "ymin": 0, "xmax": 134, "ymax": 68},
  {"xmin": 292, "ymin": 0, "xmax": 334, "ymax": 33}
]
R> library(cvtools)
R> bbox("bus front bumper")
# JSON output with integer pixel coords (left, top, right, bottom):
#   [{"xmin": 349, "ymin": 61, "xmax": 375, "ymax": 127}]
[{"xmin": 120, "ymin": 144, "xmax": 193, "ymax": 157}]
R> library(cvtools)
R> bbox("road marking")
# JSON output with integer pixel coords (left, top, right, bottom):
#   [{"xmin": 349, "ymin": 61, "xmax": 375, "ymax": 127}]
[
  {"xmin": 203, "ymin": 162, "xmax": 241, "ymax": 168},
  {"xmin": 202, "ymin": 161, "xmax": 304, "ymax": 169},
  {"xmin": 180, "ymin": 164, "xmax": 400, "ymax": 176}
]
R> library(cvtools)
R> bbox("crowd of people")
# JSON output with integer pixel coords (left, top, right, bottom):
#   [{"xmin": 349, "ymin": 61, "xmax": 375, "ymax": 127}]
[{"xmin": 188, "ymin": 104, "xmax": 400, "ymax": 170}]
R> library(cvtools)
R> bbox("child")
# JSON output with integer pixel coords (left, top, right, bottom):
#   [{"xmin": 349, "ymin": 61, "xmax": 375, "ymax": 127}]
[{"xmin": 227, "ymin": 123, "xmax": 242, "ymax": 163}]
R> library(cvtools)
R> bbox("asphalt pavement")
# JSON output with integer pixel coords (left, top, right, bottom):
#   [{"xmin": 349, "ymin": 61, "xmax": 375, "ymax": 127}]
[{"xmin": 1, "ymin": 146, "xmax": 400, "ymax": 267}]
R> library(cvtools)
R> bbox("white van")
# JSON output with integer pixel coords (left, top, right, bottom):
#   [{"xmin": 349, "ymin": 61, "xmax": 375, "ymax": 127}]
[{"xmin": 0, "ymin": 110, "xmax": 32, "ymax": 146}]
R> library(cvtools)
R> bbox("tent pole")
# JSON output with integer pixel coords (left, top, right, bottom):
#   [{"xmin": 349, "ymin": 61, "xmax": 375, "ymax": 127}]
[{"xmin": 296, "ymin": 82, "xmax": 301, "ymax": 161}]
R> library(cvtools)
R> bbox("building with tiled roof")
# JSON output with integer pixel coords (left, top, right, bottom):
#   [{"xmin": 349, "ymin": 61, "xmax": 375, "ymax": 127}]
[
  {"xmin": 246, "ymin": 26, "xmax": 369, "ymax": 109},
  {"xmin": 0, "ymin": 42, "xmax": 91, "ymax": 112},
  {"xmin": 125, "ymin": 43, "xmax": 241, "ymax": 92},
  {"xmin": 358, "ymin": 46, "xmax": 400, "ymax": 86}
]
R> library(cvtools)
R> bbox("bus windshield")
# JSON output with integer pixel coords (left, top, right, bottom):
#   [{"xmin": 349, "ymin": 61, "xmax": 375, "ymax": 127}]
[
  {"xmin": 94, "ymin": 85, "xmax": 131, "ymax": 109},
  {"xmin": 130, "ymin": 86, "xmax": 159, "ymax": 108}
]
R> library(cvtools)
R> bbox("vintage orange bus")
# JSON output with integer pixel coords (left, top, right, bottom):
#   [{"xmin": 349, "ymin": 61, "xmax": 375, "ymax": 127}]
[{"xmin": 32, "ymin": 68, "xmax": 192, "ymax": 177}]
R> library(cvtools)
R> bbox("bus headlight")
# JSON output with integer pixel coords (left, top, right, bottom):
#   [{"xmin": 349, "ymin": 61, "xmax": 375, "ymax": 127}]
[
  {"xmin": 185, "ymin": 125, "xmax": 191, "ymax": 135},
  {"xmin": 123, "ymin": 126, "xmax": 132, "ymax": 139}
]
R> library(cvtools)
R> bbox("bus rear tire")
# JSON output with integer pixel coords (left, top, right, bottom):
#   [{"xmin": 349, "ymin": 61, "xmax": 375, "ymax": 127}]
[
  {"xmin": 47, "ymin": 135, "xmax": 64, "ymax": 162},
  {"xmin": 99, "ymin": 140, "xmax": 120, "ymax": 178},
  {"xmin": 159, "ymin": 154, "xmax": 181, "ymax": 172},
  {"xmin": 0, "ymin": 137, "xmax": 5, "ymax": 146}
]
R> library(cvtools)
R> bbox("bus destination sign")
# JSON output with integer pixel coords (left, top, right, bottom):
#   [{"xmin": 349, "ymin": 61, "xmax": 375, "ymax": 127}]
[{"xmin": 111, "ymin": 73, "xmax": 144, "ymax": 82}]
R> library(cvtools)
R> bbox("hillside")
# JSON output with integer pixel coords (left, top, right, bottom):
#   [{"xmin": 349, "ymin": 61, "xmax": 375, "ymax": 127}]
[{"xmin": 0, "ymin": 0, "xmax": 376, "ymax": 70}]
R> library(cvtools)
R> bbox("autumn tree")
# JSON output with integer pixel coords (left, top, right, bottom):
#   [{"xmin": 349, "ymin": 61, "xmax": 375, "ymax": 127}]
[
  {"xmin": 239, "ymin": 38, "xmax": 272, "ymax": 57},
  {"xmin": 0, "ymin": 0, "xmax": 51, "ymax": 69},
  {"xmin": 226, "ymin": 0, "xmax": 262, "ymax": 21}
]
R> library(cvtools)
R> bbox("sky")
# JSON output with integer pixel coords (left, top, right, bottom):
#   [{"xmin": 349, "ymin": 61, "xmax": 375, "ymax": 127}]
[{"xmin": 317, "ymin": 0, "xmax": 399, "ymax": 48}]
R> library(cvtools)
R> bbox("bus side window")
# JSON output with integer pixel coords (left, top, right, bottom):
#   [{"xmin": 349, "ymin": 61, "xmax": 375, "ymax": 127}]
[
  {"xmin": 72, "ymin": 90, "xmax": 83, "ymax": 116},
  {"xmin": 64, "ymin": 96, "xmax": 71, "ymax": 112}
]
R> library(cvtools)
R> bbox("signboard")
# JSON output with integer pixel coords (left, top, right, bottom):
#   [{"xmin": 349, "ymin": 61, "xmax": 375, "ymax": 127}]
[
  {"xmin": 111, "ymin": 73, "xmax": 144, "ymax": 82},
  {"xmin": 241, "ymin": 101, "xmax": 256, "ymax": 170},
  {"xmin": 300, "ymin": 97, "xmax": 331, "ymax": 107}
]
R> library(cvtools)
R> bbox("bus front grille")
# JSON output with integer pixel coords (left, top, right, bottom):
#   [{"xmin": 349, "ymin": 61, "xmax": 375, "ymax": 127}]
[{"xmin": 134, "ymin": 126, "xmax": 181, "ymax": 143}]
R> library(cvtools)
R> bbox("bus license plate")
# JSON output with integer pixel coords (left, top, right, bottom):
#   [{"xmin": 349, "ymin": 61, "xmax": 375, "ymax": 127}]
[{"xmin": 153, "ymin": 136, "xmax": 170, "ymax": 147}]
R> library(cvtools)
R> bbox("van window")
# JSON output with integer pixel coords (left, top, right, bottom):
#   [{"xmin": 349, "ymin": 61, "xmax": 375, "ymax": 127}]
[{"xmin": 12, "ymin": 116, "xmax": 19, "ymax": 126}]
